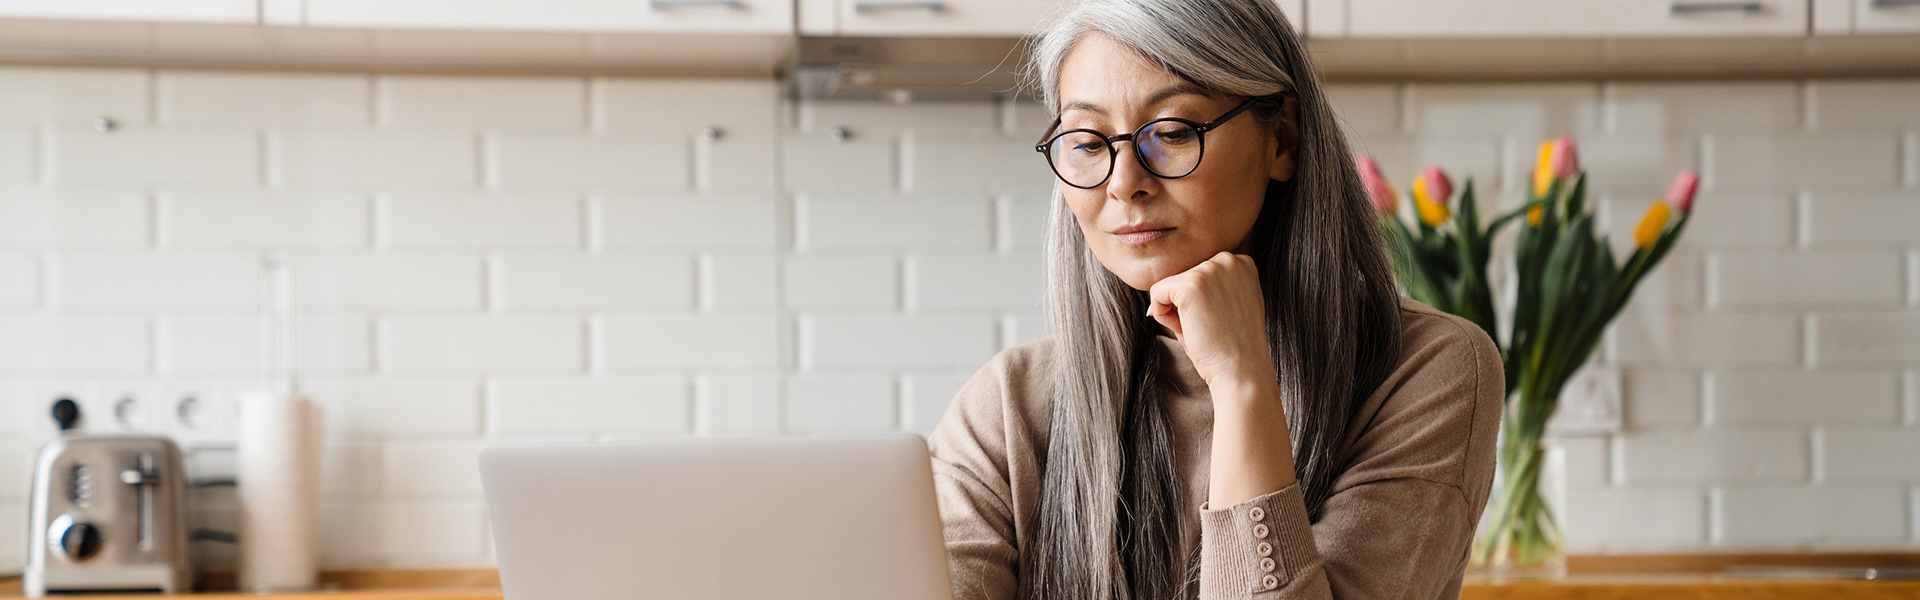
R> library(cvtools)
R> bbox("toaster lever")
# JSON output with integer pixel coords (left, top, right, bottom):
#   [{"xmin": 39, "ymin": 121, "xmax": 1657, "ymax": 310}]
[{"xmin": 120, "ymin": 454, "xmax": 158, "ymax": 552}]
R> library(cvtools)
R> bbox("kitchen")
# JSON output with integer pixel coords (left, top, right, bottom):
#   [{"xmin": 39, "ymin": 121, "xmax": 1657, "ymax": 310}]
[{"xmin": 1, "ymin": 0, "xmax": 1919, "ymax": 598}]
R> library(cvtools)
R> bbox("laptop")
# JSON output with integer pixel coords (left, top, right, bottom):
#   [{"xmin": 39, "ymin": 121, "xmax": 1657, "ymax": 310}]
[{"xmin": 479, "ymin": 433, "xmax": 955, "ymax": 600}]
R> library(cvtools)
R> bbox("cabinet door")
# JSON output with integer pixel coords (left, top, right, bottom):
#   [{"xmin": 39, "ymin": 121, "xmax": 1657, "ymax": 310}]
[
  {"xmin": 305, "ymin": 0, "xmax": 791, "ymax": 34},
  {"xmin": 829, "ymin": 0, "xmax": 1303, "ymax": 37},
  {"xmin": 1344, "ymin": 0, "xmax": 1808, "ymax": 37},
  {"xmin": 0, "ymin": 0, "xmax": 256, "ymax": 23},
  {"xmin": 832, "ymin": 0, "xmax": 1060, "ymax": 37},
  {"xmin": 1856, "ymin": 0, "xmax": 1920, "ymax": 32}
]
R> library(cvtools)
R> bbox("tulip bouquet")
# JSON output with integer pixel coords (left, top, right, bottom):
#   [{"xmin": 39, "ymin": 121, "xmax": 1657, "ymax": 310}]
[{"xmin": 1361, "ymin": 137, "xmax": 1699, "ymax": 576}]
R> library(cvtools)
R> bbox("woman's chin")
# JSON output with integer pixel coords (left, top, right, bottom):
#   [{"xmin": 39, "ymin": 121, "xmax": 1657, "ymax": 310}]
[{"xmin": 1108, "ymin": 254, "xmax": 1208, "ymax": 292}]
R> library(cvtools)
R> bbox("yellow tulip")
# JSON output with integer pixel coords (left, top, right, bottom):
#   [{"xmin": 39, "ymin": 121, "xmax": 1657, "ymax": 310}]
[
  {"xmin": 1526, "ymin": 205, "xmax": 1543, "ymax": 227},
  {"xmin": 1531, "ymin": 140, "xmax": 1555, "ymax": 198},
  {"xmin": 1412, "ymin": 175, "xmax": 1450, "ymax": 227},
  {"xmin": 1633, "ymin": 201, "xmax": 1672, "ymax": 249}
]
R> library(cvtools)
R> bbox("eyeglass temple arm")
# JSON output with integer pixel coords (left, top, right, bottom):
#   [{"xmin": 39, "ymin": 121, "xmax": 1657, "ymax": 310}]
[{"xmin": 1198, "ymin": 99, "xmax": 1259, "ymax": 132}]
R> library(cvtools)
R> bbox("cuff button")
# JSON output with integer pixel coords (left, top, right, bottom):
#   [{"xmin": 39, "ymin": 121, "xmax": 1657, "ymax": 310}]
[
  {"xmin": 1257, "ymin": 542, "xmax": 1272, "ymax": 557},
  {"xmin": 1249, "ymin": 506, "xmax": 1265, "ymax": 521},
  {"xmin": 1262, "ymin": 574, "xmax": 1279, "ymax": 590},
  {"xmin": 1261, "ymin": 557, "xmax": 1276, "ymax": 572},
  {"xmin": 1252, "ymin": 523, "xmax": 1270, "ymax": 538}
]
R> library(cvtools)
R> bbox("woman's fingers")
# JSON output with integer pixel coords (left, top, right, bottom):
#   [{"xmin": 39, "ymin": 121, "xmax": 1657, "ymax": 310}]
[{"xmin": 1150, "ymin": 308, "xmax": 1182, "ymax": 339}]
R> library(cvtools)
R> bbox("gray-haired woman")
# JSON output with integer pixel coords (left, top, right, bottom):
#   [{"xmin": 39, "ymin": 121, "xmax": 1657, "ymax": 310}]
[{"xmin": 926, "ymin": 0, "xmax": 1505, "ymax": 598}]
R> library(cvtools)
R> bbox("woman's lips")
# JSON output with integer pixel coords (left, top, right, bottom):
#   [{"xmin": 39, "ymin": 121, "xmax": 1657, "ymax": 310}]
[{"xmin": 1113, "ymin": 227, "xmax": 1174, "ymax": 246}]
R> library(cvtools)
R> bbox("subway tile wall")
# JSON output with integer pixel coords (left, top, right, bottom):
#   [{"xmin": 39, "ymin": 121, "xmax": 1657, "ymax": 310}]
[{"xmin": 0, "ymin": 66, "xmax": 1916, "ymax": 569}]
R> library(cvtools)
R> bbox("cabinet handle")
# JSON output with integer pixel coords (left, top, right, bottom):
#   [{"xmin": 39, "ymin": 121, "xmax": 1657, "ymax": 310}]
[
  {"xmin": 1869, "ymin": 0, "xmax": 1920, "ymax": 8},
  {"xmin": 853, "ymin": 1, "xmax": 946, "ymax": 13},
  {"xmin": 650, "ymin": 0, "xmax": 745, "ymax": 9},
  {"xmin": 1669, "ymin": 1, "xmax": 1764, "ymax": 14}
]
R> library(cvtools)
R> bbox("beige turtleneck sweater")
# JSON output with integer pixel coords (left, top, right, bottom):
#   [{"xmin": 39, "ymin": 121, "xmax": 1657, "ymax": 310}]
[{"xmin": 927, "ymin": 296, "xmax": 1503, "ymax": 600}]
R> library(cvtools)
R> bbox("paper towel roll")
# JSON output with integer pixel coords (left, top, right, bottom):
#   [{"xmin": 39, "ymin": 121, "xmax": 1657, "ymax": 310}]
[{"xmin": 237, "ymin": 390, "xmax": 322, "ymax": 593}]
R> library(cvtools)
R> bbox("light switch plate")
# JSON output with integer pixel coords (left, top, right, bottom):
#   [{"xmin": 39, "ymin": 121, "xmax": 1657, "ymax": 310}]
[{"xmin": 1548, "ymin": 366, "xmax": 1623, "ymax": 436}]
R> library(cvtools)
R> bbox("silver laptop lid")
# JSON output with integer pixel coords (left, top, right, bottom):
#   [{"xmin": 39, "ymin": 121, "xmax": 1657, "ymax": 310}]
[{"xmin": 480, "ymin": 433, "xmax": 953, "ymax": 600}]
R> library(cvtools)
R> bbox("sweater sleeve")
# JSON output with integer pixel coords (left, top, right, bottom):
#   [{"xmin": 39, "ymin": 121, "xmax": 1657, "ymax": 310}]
[{"xmin": 1197, "ymin": 312, "xmax": 1504, "ymax": 600}]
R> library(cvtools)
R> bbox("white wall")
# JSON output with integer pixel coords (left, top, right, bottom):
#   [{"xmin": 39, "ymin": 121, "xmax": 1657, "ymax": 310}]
[{"xmin": 0, "ymin": 66, "xmax": 1914, "ymax": 569}]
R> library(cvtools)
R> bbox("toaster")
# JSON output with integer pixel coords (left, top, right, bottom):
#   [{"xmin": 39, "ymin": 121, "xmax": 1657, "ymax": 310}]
[{"xmin": 23, "ymin": 399, "xmax": 192, "ymax": 596}]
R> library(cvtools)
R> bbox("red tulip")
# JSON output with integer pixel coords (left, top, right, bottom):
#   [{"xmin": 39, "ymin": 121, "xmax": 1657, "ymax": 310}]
[
  {"xmin": 1666, "ymin": 170, "xmax": 1699, "ymax": 213},
  {"xmin": 1356, "ymin": 155, "xmax": 1397, "ymax": 215}
]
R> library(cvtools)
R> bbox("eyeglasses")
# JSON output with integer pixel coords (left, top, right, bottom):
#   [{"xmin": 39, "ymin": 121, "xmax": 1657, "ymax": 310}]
[{"xmin": 1034, "ymin": 98, "xmax": 1258, "ymax": 190}]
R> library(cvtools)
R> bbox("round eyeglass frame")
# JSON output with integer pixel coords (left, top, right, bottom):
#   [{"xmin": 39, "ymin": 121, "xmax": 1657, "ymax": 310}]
[{"xmin": 1034, "ymin": 98, "xmax": 1258, "ymax": 190}]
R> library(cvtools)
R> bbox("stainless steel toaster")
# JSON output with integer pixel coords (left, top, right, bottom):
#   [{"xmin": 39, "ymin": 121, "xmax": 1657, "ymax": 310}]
[{"xmin": 24, "ymin": 427, "xmax": 192, "ymax": 595}]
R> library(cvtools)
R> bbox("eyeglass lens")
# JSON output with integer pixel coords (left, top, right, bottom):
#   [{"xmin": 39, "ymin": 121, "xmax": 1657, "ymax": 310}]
[{"xmin": 1046, "ymin": 118, "xmax": 1203, "ymax": 188}]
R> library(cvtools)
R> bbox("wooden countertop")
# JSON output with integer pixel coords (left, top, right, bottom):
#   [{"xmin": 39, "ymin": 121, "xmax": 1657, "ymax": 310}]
[{"xmin": 6, "ymin": 555, "xmax": 1920, "ymax": 599}]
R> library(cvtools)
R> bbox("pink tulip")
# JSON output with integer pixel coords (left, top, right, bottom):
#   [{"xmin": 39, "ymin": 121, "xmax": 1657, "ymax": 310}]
[
  {"xmin": 1666, "ymin": 170, "xmax": 1699, "ymax": 213},
  {"xmin": 1356, "ymin": 155, "xmax": 1397, "ymax": 214},
  {"xmin": 1550, "ymin": 135, "xmax": 1580, "ymax": 179},
  {"xmin": 1417, "ymin": 166, "xmax": 1453, "ymax": 206}
]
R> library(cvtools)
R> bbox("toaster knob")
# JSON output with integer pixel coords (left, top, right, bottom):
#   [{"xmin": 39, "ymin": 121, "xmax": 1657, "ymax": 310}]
[{"xmin": 48, "ymin": 515, "xmax": 103, "ymax": 562}]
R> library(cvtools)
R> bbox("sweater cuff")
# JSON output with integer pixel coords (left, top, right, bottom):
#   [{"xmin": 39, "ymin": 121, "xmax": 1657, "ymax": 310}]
[{"xmin": 1197, "ymin": 483, "xmax": 1321, "ymax": 598}]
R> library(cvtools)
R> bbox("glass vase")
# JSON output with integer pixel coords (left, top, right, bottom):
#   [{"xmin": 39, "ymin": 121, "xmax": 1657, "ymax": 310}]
[{"xmin": 1469, "ymin": 424, "xmax": 1568, "ymax": 580}]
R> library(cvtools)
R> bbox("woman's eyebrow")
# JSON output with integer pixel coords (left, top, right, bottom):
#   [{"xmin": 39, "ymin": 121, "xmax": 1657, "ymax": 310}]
[{"xmin": 1058, "ymin": 83, "xmax": 1214, "ymax": 117}]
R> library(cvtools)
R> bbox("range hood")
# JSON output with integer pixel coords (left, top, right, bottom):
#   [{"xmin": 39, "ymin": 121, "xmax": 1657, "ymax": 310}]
[{"xmin": 791, "ymin": 36, "xmax": 1032, "ymax": 101}]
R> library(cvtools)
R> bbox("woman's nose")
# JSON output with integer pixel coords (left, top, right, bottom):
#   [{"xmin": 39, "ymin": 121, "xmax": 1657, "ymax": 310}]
[{"xmin": 1104, "ymin": 142, "xmax": 1158, "ymax": 203}]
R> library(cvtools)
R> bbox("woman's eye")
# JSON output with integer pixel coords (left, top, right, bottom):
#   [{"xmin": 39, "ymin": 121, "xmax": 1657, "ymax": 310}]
[
  {"xmin": 1073, "ymin": 140, "xmax": 1106, "ymax": 154},
  {"xmin": 1154, "ymin": 128, "xmax": 1195, "ymax": 144}
]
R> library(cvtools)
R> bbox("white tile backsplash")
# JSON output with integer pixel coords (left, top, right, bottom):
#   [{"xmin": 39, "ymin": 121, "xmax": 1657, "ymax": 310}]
[
  {"xmin": 0, "ymin": 316, "xmax": 150, "ymax": 373},
  {"xmin": 1710, "ymin": 250, "xmax": 1906, "ymax": 308},
  {"xmin": 162, "ymin": 191, "xmax": 372, "ymax": 248},
  {"xmin": 382, "ymin": 317, "xmax": 585, "ymax": 373},
  {"xmin": 384, "ymin": 192, "xmax": 583, "ymax": 249},
  {"xmin": 0, "ymin": 66, "xmax": 150, "ymax": 126},
  {"xmin": 600, "ymin": 315, "xmax": 782, "ymax": 370},
  {"xmin": 488, "ymin": 132, "xmax": 688, "ymax": 190},
  {"xmin": 48, "ymin": 127, "xmax": 259, "ymax": 186},
  {"xmin": 285, "ymin": 254, "xmax": 484, "ymax": 310},
  {"xmin": 696, "ymin": 373, "xmax": 782, "ymax": 435},
  {"xmin": 0, "ymin": 254, "xmax": 38, "ymax": 307},
  {"xmin": 489, "ymin": 378, "xmax": 690, "ymax": 437},
  {"xmin": 1717, "ymin": 485, "xmax": 1909, "ymax": 547},
  {"xmin": 157, "ymin": 71, "xmax": 372, "ymax": 128},
  {"xmin": 783, "ymin": 375, "xmax": 896, "ymax": 434},
  {"xmin": 0, "ymin": 68, "xmax": 1915, "ymax": 566},
  {"xmin": 272, "ymin": 130, "xmax": 478, "ymax": 187},
  {"xmin": 0, "ymin": 190, "xmax": 150, "ymax": 247},
  {"xmin": 377, "ymin": 75, "xmax": 585, "ymax": 130},
  {"xmin": 55, "ymin": 252, "xmax": 261, "ymax": 309},
  {"xmin": 1803, "ymin": 192, "xmax": 1920, "ymax": 246},
  {"xmin": 802, "ymin": 315, "xmax": 999, "ymax": 369},
  {"xmin": 497, "ymin": 254, "xmax": 692, "ymax": 310},
  {"xmin": 0, "ymin": 126, "xmax": 32, "ymax": 184}
]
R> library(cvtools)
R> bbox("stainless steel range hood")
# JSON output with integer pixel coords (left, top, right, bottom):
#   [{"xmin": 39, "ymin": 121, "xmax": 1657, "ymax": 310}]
[{"xmin": 791, "ymin": 36, "xmax": 1032, "ymax": 101}]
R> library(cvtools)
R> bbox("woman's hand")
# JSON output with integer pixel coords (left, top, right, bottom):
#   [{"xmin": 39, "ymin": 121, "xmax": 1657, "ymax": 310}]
[
  {"xmin": 1150, "ymin": 252, "xmax": 1298, "ymax": 505},
  {"xmin": 1145, "ymin": 251, "xmax": 1276, "ymax": 394}
]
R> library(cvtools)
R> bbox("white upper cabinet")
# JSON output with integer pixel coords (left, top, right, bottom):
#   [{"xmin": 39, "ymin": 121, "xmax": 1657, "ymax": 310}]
[
  {"xmin": 814, "ymin": 0, "xmax": 1059, "ymax": 37},
  {"xmin": 1855, "ymin": 0, "xmax": 1920, "ymax": 33},
  {"xmin": 1337, "ymin": 0, "xmax": 1809, "ymax": 37},
  {"xmin": 0, "ymin": 0, "xmax": 256, "ymax": 23},
  {"xmin": 304, "ymin": 0, "xmax": 792, "ymax": 34},
  {"xmin": 802, "ymin": 0, "xmax": 1304, "ymax": 37}
]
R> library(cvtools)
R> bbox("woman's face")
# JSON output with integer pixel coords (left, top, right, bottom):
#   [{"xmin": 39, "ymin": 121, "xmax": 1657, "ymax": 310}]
[{"xmin": 1052, "ymin": 33, "xmax": 1294, "ymax": 291}]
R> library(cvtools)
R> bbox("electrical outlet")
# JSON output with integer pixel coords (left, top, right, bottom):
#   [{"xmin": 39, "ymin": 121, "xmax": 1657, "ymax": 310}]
[
  {"xmin": 21, "ymin": 380, "xmax": 246, "ymax": 449},
  {"xmin": 154, "ymin": 381, "xmax": 242, "ymax": 450},
  {"xmin": 1548, "ymin": 366, "xmax": 1624, "ymax": 436}
]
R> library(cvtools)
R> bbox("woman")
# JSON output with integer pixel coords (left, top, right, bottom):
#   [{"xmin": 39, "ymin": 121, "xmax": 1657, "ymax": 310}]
[{"xmin": 926, "ymin": 0, "xmax": 1504, "ymax": 599}]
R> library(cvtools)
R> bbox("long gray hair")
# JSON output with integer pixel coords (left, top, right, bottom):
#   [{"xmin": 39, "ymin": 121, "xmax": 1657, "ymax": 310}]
[{"xmin": 1022, "ymin": 1, "xmax": 1404, "ymax": 599}]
